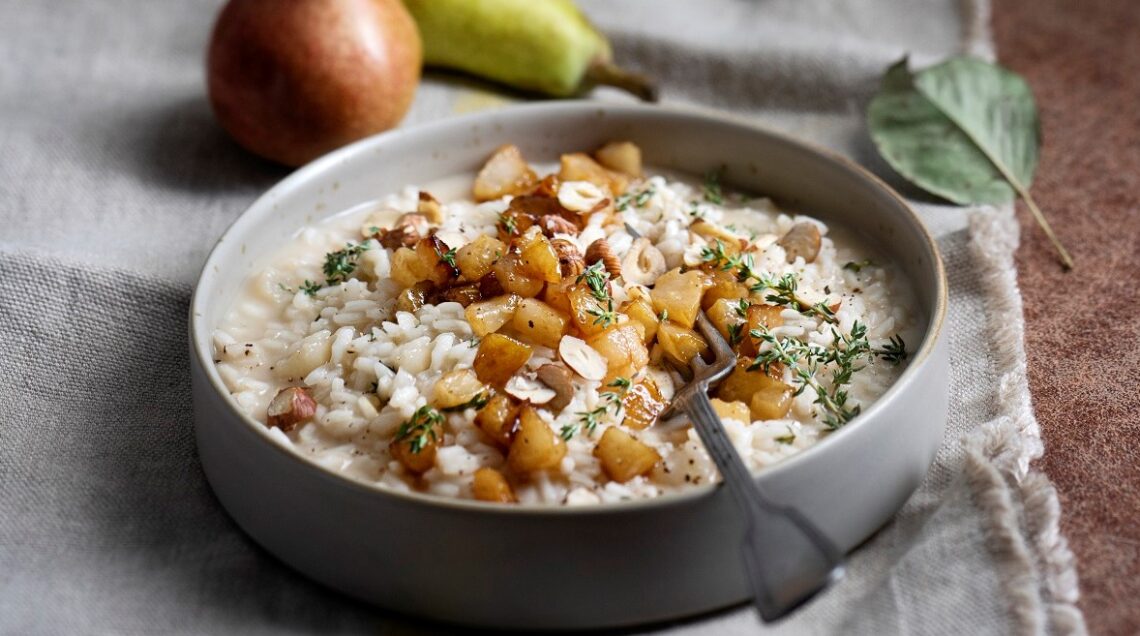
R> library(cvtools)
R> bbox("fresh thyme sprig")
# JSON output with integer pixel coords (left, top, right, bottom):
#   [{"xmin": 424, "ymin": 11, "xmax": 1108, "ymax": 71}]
[
  {"xmin": 300, "ymin": 280, "xmax": 322, "ymax": 297},
  {"xmin": 748, "ymin": 321, "xmax": 908, "ymax": 429},
  {"xmin": 874, "ymin": 335, "xmax": 908, "ymax": 365},
  {"xmin": 322, "ymin": 242, "xmax": 370, "ymax": 285},
  {"xmin": 498, "ymin": 213, "xmax": 518, "ymax": 236},
  {"xmin": 277, "ymin": 281, "xmax": 321, "ymax": 297},
  {"xmin": 702, "ymin": 168, "xmax": 725, "ymax": 204},
  {"xmin": 576, "ymin": 261, "xmax": 610, "ymax": 301},
  {"xmin": 727, "ymin": 323, "xmax": 744, "ymax": 347},
  {"xmin": 561, "ymin": 407, "xmax": 604, "ymax": 441},
  {"xmin": 441, "ymin": 392, "xmax": 489, "ymax": 412},
  {"xmin": 757, "ymin": 272, "xmax": 838, "ymax": 324},
  {"xmin": 561, "ymin": 377, "xmax": 631, "ymax": 440},
  {"xmin": 700, "ymin": 240, "xmax": 837, "ymax": 324},
  {"xmin": 734, "ymin": 298, "xmax": 750, "ymax": 318},
  {"xmin": 635, "ymin": 188, "xmax": 655, "ymax": 207},
  {"xmin": 576, "ymin": 261, "xmax": 618, "ymax": 326},
  {"xmin": 699, "ymin": 239, "xmax": 756, "ymax": 283},
  {"xmin": 394, "ymin": 405, "xmax": 444, "ymax": 454},
  {"xmin": 753, "ymin": 325, "xmax": 859, "ymax": 430},
  {"xmin": 292, "ymin": 242, "xmax": 371, "ymax": 296},
  {"xmin": 436, "ymin": 245, "xmax": 458, "ymax": 269},
  {"xmin": 588, "ymin": 298, "xmax": 619, "ymax": 328},
  {"xmin": 748, "ymin": 326, "xmax": 825, "ymax": 374},
  {"xmin": 600, "ymin": 377, "xmax": 632, "ymax": 414},
  {"xmin": 616, "ymin": 186, "xmax": 655, "ymax": 212},
  {"xmin": 800, "ymin": 371, "xmax": 862, "ymax": 431}
]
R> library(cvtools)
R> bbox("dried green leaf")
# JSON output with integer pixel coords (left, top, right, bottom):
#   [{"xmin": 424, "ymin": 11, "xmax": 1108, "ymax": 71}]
[{"xmin": 868, "ymin": 56, "xmax": 1072, "ymax": 268}]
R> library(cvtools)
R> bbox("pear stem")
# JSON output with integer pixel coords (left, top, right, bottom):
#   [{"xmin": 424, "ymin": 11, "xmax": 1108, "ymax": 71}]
[{"xmin": 586, "ymin": 60, "xmax": 659, "ymax": 102}]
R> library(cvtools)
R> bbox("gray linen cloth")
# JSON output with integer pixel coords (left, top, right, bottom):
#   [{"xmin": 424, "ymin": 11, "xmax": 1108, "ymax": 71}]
[{"xmin": 0, "ymin": 0, "xmax": 1083, "ymax": 633}]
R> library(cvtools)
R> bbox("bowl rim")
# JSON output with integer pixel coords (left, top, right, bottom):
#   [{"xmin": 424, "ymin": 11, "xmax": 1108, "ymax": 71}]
[{"xmin": 189, "ymin": 100, "xmax": 948, "ymax": 517}]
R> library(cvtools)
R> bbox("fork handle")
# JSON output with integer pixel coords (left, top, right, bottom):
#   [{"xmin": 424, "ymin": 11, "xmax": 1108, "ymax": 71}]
[{"xmin": 681, "ymin": 391, "xmax": 845, "ymax": 621}]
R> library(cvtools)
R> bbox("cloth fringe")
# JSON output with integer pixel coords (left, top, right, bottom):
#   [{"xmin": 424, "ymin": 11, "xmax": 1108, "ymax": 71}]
[{"xmin": 965, "ymin": 207, "xmax": 1086, "ymax": 635}]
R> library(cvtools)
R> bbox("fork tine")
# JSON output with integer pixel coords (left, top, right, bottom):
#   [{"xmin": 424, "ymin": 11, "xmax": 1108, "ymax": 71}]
[
  {"xmin": 659, "ymin": 313, "xmax": 738, "ymax": 427},
  {"xmin": 696, "ymin": 312, "xmax": 735, "ymax": 363}
]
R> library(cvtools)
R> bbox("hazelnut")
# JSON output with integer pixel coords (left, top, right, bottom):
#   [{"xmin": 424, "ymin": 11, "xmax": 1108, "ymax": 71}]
[
  {"xmin": 558, "ymin": 336, "xmax": 607, "ymax": 381},
  {"xmin": 584, "ymin": 238, "xmax": 622, "ymax": 279},
  {"xmin": 505, "ymin": 375, "xmax": 557, "ymax": 405},
  {"xmin": 266, "ymin": 386, "xmax": 317, "ymax": 431},
  {"xmin": 536, "ymin": 364, "xmax": 576, "ymax": 413},
  {"xmin": 620, "ymin": 238, "xmax": 666, "ymax": 286},
  {"xmin": 539, "ymin": 214, "xmax": 580, "ymax": 237},
  {"xmin": 416, "ymin": 191, "xmax": 444, "ymax": 224},
  {"xmin": 557, "ymin": 180, "xmax": 607, "ymax": 213},
  {"xmin": 550, "ymin": 238, "xmax": 585, "ymax": 278},
  {"xmin": 778, "ymin": 222, "xmax": 822, "ymax": 264}
]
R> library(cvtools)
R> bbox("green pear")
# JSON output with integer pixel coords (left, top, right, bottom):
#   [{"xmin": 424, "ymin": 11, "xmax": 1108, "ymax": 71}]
[{"xmin": 403, "ymin": 0, "xmax": 657, "ymax": 101}]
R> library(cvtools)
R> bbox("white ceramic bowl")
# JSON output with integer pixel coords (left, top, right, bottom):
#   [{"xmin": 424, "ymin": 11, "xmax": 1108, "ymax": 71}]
[{"xmin": 189, "ymin": 102, "xmax": 948, "ymax": 630}]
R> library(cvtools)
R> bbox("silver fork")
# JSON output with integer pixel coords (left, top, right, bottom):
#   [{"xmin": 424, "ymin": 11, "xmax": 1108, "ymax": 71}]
[{"xmin": 659, "ymin": 312, "xmax": 846, "ymax": 621}]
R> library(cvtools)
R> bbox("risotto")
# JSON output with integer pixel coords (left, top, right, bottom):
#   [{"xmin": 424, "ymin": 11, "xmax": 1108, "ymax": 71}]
[{"xmin": 213, "ymin": 142, "xmax": 920, "ymax": 505}]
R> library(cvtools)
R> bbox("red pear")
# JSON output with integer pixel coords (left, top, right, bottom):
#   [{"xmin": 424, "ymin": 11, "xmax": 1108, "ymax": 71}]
[{"xmin": 207, "ymin": 0, "xmax": 422, "ymax": 167}]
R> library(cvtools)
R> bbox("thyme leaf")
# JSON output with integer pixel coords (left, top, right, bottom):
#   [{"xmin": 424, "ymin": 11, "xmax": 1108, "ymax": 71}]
[
  {"xmin": 322, "ymin": 242, "xmax": 370, "ymax": 285},
  {"xmin": 395, "ymin": 405, "xmax": 444, "ymax": 454},
  {"xmin": 727, "ymin": 322, "xmax": 744, "ymax": 347},
  {"xmin": 436, "ymin": 246, "xmax": 458, "ymax": 269},
  {"xmin": 576, "ymin": 261, "xmax": 610, "ymax": 301},
  {"xmin": 775, "ymin": 426, "xmax": 797, "ymax": 445},
  {"xmin": 562, "ymin": 377, "xmax": 631, "ymax": 440},
  {"xmin": 700, "ymin": 241, "xmax": 837, "ymax": 324},
  {"xmin": 734, "ymin": 298, "xmax": 750, "ymax": 318},
  {"xmin": 587, "ymin": 298, "xmax": 618, "ymax": 328},
  {"xmin": 300, "ymin": 280, "xmax": 322, "ymax": 297},
  {"xmin": 498, "ymin": 213, "xmax": 518, "ymax": 236},
  {"xmin": 600, "ymin": 377, "xmax": 632, "ymax": 414},
  {"xmin": 616, "ymin": 186, "xmax": 655, "ymax": 212},
  {"xmin": 748, "ymin": 321, "xmax": 905, "ymax": 430},
  {"xmin": 441, "ymin": 392, "xmax": 490, "ymax": 412},
  {"xmin": 702, "ymin": 168, "xmax": 725, "ymax": 204},
  {"xmin": 874, "ymin": 335, "xmax": 909, "ymax": 365},
  {"xmin": 843, "ymin": 259, "xmax": 876, "ymax": 273}
]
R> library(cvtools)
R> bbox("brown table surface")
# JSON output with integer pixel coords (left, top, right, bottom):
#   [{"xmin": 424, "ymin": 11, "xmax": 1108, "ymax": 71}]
[{"xmin": 993, "ymin": 1, "xmax": 1140, "ymax": 634}]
